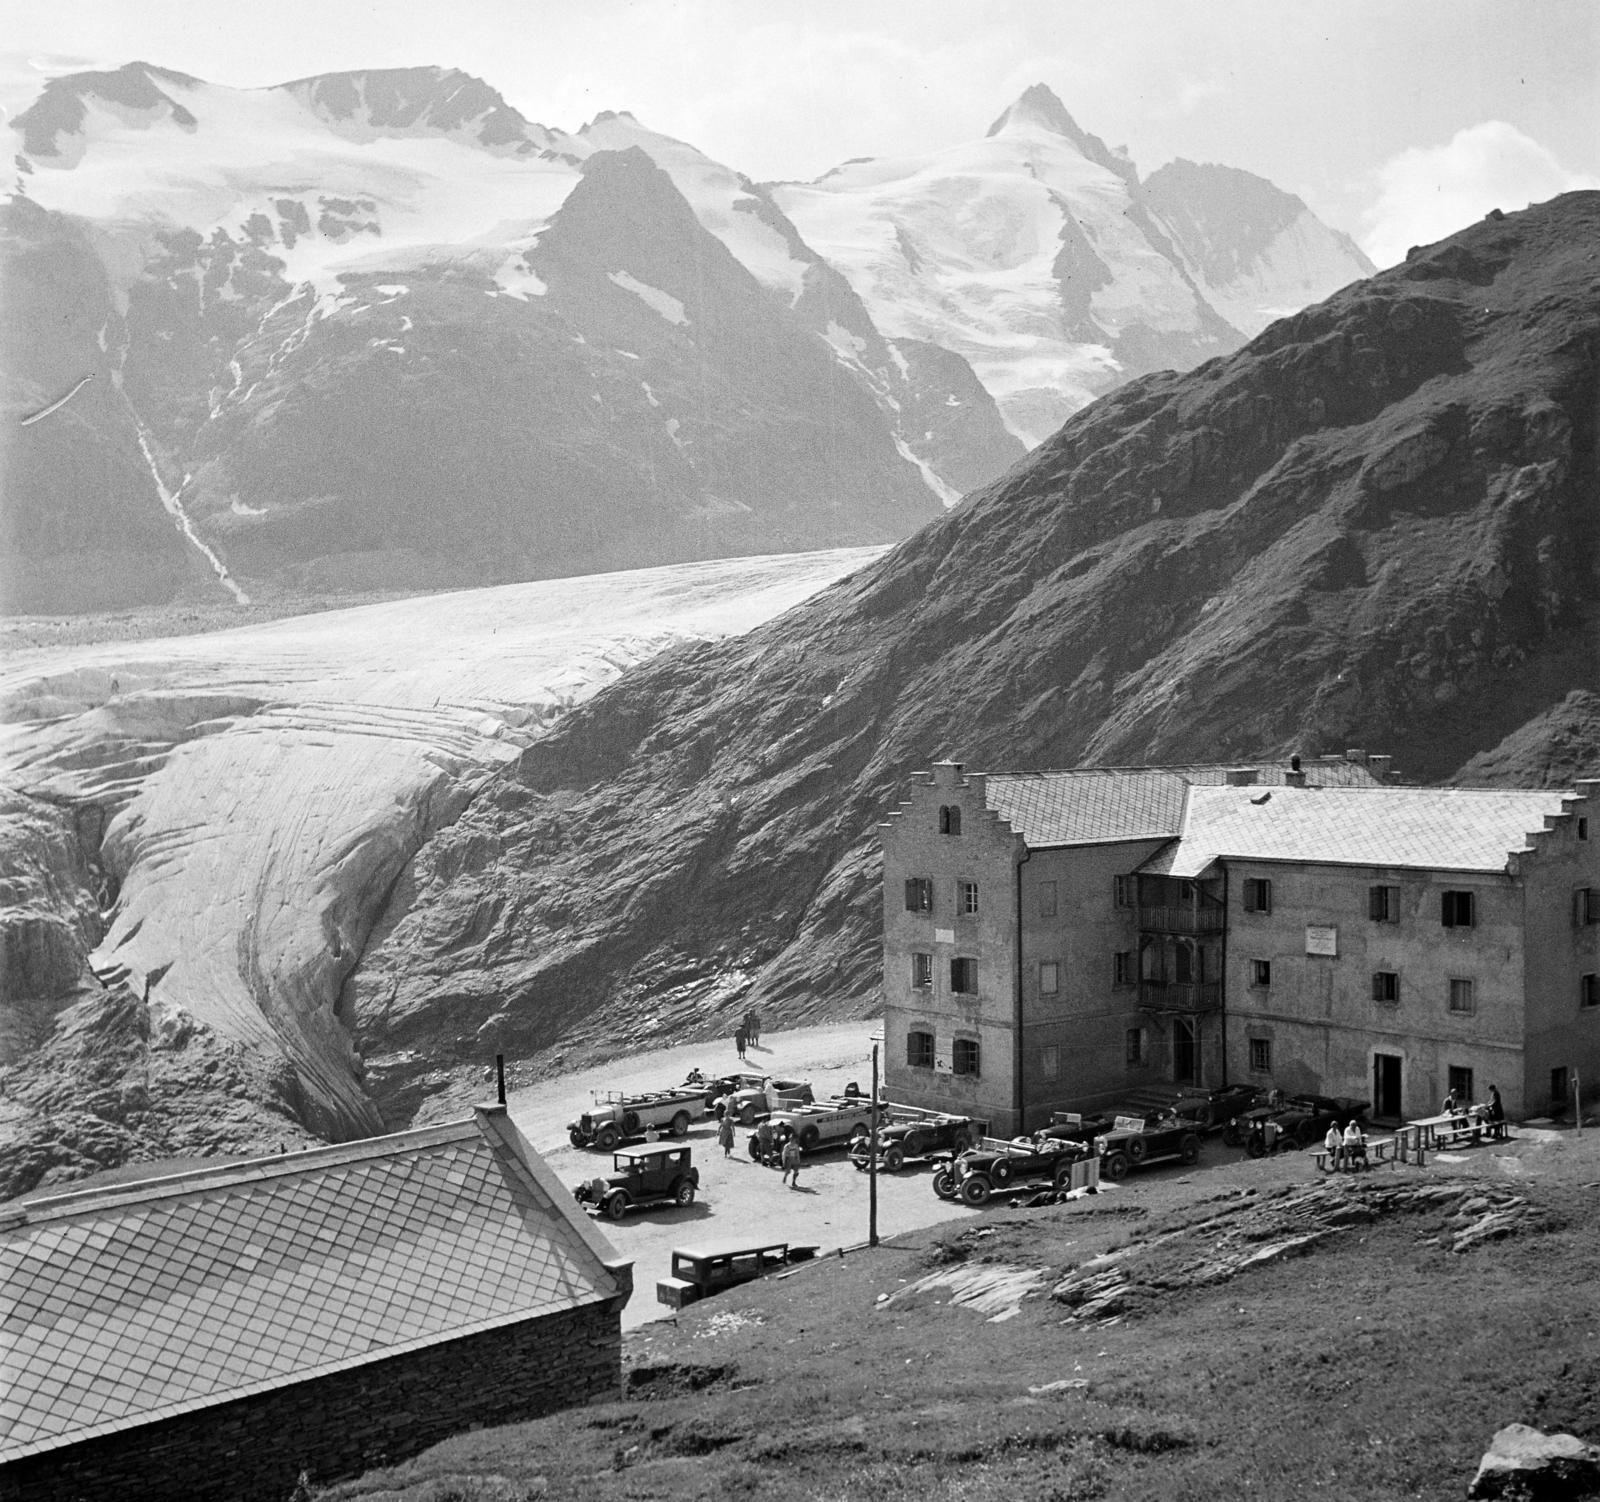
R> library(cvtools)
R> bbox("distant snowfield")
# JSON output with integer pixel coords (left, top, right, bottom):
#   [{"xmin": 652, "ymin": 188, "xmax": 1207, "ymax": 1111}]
[{"xmin": 0, "ymin": 548, "xmax": 881, "ymax": 1138}]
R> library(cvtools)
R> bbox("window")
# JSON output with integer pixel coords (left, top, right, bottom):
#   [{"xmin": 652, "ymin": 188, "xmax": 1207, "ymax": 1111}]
[
  {"xmin": 1553, "ymin": 1067, "xmax": 1570, "ymax": 1105},
  {"xmin": 1113, "ymin": 874, "xmax": 1135, "ymax": 909},
  {"xmin": 1250, "ymin": 958, "xmax": 1271, "ymax": 987},
  {"xmin": 938, "ymin": 804, "xmax": 962, "ymax": 835},
  {"xmin": 1126, "ymin": 1027, "xmax": 1144, "ymax": 1064},
  {"xmin": 1575, "ymin": 889, "xmax": 1600, "ymax": 926},
  {"xmin": 952, "ymin": 1037, "xmax": 980, "ymax": 1076},
  {"xmin": 1369, "ymin": 884, "xmax": 1400, "ymax": 922},
  {"xmin": 1581, "ymin": 817, "xmax": 1590, "ymax": 841},
  {"xmin": 1448, "ymin": 1065, "xmax": 1474, "ymax": 1103},
  {"xmin": 1039, "ymin": 960, "xmax": 1059, "ymax": 995},
  {"xmin": 1113, "ymin": 950, "xmax": 1133, "ymax": 986},
  {"xmin": 1040, "ymin": 1044, "xmax": 1060, "ymax": 1080},
  {"xmin": 910, "ymin": 952, "xmax": 933, "ymax": 989},
  {"xmin": 1448, "ymin": 978, "xmax": 1475, "ymax": 1015},
  {"xmin": 950, "ymin": 957, "xmax": 978, "ymax": 994},
  {"xmin": 1441, "ymin": 890, "xmax": 1476, "ymax": 928},
  {"xmin": 1038, "ymin": 880, "xmax": 1058, "ymax": 918},
  {"xmin": 1372, "ymin": 970, "xmax": 1400, "ymax": 1003},
  {"xmin": 904, "ymin": 877, "xmax": 933, "ymax": 913},
  {"xmin": 957, "ymin": 880, "xmax": 979, "ymax": 916},
  {"xmin": 1582, "ymin": 973, "xmax": 1599, "ymax": 1009},
  {"xmin": 1249, "ymin": 1038, "xmax": 1272, "ymax": 1073},
  {"xmin": 906, "ymin": 1030, "xmax": 934, "ymax": 1069},
  {"xmin": 1242, "ymin": 878, "xmax": 1272, "ymax": 913}
]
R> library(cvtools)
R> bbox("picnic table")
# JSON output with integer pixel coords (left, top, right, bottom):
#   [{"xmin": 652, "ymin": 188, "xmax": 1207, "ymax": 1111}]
[{"xmin": 1399, "ymin": 1110, "xmax": 1510, "ymax": 1162}]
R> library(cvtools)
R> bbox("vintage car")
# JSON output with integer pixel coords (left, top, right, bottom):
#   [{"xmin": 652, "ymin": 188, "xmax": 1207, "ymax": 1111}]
[
  {"xmin": 714, "ymin": 1076, "xmax": 815, "ymax": 1126},
  {"xmin": 656, "ymin": 1239, "xmax": 819, "ymax": 1309},
  {"xmin": 573, "ymin": 1144, "xmax": 700, "ymax": 1221},
  {"xmin": 760, "ymin": 1097, "xmax": 878, "ymax": 1155},
  {"xmin": 940, "ymin": 1134, "xmax": 1094, "ymax": 1204},
  {"xmin": 1221, "ymin": 1093, "xmax": 1369, "ymax": 1149},
  {"xmin": 568, "ymin": 1086, "xmax": 708, "ymax": 1150},
  {"xmin": 849, "ymin": 1111, "xmax": 984, "ymax": 1172},
  {"xmin": 1038, "ymin": 1111, "xmax": 1117, "ymax": 1145},
  {"xmin": 1167, "ymin": 1084, "xmax": 1266, "ymax": 1132},
  {"xmin": 1094, "ymin": 1113, "xmax": 1203, "ymax": 1179}
]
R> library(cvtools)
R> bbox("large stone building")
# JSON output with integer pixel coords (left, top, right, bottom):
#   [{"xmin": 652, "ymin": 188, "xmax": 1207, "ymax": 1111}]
[
  {"xmin": 881, "ymin": 757, "xmax": 1600, "ymax": 1135},
  {"xmin": 0, "ymin": 1103, "xmax": 632, "ymax": 1502}
]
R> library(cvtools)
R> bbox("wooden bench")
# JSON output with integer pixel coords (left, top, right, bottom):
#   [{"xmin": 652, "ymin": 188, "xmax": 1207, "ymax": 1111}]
[{"xmin": 1312, "ymin": 1137, "xmax": 1394, "ymax": 1172}]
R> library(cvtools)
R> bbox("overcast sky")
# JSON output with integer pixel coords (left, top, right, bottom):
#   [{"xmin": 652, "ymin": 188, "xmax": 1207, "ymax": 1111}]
[{"xmin": 5, "ymin": 0, "xmax": 1597, "ymax": 266}]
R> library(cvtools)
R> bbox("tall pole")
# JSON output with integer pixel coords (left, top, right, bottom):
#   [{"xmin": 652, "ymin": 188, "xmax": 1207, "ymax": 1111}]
[
  {"xmin": 1575, "ymin": 1068, "xmax": 1582, "ymax": 1134},
  {"xmin": 869, "ymin": 1044, "xmax": 880, "ymax": 1248}
]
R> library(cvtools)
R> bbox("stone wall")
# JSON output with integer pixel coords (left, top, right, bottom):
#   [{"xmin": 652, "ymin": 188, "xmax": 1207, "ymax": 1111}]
[{"xmin": 0, "ymin": 1296, "xmax": 624, "ymax": 1502}]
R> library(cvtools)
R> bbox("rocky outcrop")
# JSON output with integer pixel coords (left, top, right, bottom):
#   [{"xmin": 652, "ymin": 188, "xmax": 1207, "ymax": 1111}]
[
  {"xmin": 1469, "ymin": 1423, "xmax": 1600, "ymax": 1500},
  {"xmin": 1050, "ymin": 1180, "xmax": 1547, "ymax": 1322},
  {"xmin": 346, "ymin": 194, "xmax": 1600, "ymax": 1121}
]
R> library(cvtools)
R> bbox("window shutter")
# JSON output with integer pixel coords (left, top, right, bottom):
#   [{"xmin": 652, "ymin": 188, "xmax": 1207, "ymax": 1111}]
[{"xmin": 905, "ymin": 878, "xmax": 918, "ymax": 911}]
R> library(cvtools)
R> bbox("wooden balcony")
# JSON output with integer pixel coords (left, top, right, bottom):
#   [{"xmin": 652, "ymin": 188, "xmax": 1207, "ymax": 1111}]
[
  {"xmin": 1138, "ymin": 979, "xmax": 1223, "ymax": 1013},
  {"xmin": 1138, "ymin": 904, "xmax": 1224, "ymax": 935}
]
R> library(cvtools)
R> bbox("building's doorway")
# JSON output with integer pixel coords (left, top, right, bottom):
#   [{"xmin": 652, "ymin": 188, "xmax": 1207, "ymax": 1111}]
[
  {"xmin": 1373, "ymin": 1053, "xmax": 1402, "ymax": 1119},
  {"xmin": 1173, "ymin": 1018, "xmax": 1197, "ymax": 1085}
]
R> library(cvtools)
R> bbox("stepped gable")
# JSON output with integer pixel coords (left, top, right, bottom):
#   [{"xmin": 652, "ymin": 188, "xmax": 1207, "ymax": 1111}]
[
  {"xmin": 1142, "ymin": 784, "xmax": 1578, "ymax": 878},
  {"xmin": 0, "ymin": 1106, "xmax": 628, "ymax": 1463}
]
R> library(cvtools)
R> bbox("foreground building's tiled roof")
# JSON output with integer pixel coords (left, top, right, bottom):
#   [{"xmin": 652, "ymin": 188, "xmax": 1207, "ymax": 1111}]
[
  {"xmin": 1142, "ymin": 785, "xmax": 1574, "ymax": 878},
  {"xmin": 982, "ymin": 759, "xmax": 1383, "ymax": 848},
  {"xmin": 0, "ymin": 1106, "xmax": 628, "ymax": 1464}
]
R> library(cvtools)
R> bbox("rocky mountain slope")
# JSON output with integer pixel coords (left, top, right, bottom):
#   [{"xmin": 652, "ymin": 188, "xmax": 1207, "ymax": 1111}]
[
  {"xmin": 340, "ymin": 194, "xmax": 1598, "ymax": 1122},
  {"xmin": 2, "ymin": 67, "xmax": 1366, "ymax": 614}
]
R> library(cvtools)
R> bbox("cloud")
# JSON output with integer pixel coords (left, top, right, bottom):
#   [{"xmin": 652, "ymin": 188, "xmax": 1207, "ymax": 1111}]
[{"xmin": 1361, "ymin": 121, "xmax": 1600, "ymax": 269}]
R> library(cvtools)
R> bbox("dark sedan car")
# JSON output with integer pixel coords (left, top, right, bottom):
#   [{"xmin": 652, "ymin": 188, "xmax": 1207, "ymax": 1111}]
[{"xmin": 1168, "ymin": 1084, "xmax": 1266, "ymax": 1131}]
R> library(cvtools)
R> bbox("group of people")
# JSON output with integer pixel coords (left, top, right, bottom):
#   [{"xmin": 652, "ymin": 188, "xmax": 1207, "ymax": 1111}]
[
  {"xmin": 733, "ymin": 1009, "xmax": 763, "ymax": 1060},
  {"xmin": 740, "ymin": 1117, "xmax": 804, "ymax": 1186},
  {"xmin": 1441, "ymin": 1084, "xmax": 1506, "ymax": 1139},
  {"xmin": 1321, "ymin": 1118, "xmax": 1369, "ymax": 1170}
]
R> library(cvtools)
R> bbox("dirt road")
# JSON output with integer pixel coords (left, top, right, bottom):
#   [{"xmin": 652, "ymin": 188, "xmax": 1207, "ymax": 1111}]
[{"xmin": 503, "ymin": 1021, "xmax": 985, "ymax": 1329}]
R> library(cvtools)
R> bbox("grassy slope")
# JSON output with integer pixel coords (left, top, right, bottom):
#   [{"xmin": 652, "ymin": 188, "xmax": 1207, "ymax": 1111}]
[{"xmin": 319, "ymin": 1135, "xmax": 1600, "ymax": 1502}]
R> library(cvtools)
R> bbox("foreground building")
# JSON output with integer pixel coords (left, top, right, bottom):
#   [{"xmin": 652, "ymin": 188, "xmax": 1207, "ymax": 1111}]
[
  {"xmin": 0, "ymin": 1103, "xmax": 632, "ymax": 1502},
  {"xmin": 882, "ymin": 756, "xmax": 1600, "ymax": 1134}
]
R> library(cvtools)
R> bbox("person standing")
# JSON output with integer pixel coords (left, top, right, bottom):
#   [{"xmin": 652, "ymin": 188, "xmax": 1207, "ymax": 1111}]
[
  {"xmin": 749, "ymin": 1010, "xmax": 762, "ymax": 1047},
  {"xmin": 780, "ymin": 1134, "xmax": 802, "ymax": 1188},
  {"xmin": 734, "ymin": 1025, "xmax": 747, "ymax": 1061},
  {"xmin": 717, "ymin": 1112, "xmax": 736, "ymax": 1159},
  {"xmin": 1323, "ymin": 1120, "xmax": 1343, "ymax": 1171}
]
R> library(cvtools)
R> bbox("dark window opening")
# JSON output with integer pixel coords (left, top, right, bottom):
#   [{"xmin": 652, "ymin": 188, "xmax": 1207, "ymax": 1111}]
[
  {"xmin": 1243, "ymin": 878, "xmax": 1272, "ymax": 913},
  {"xmin": 906, "ymin": 1030, "xmax": 934, "ymax": 1069},
  {"xmin": 1448, "ymin": 1065, "xmax": 1474, "ymax": 1103},
  {"xmin": 950, "ymin": 957, "xmax": 978, "ymax": 994},
  {"xmin": 1553, "ymin": 1067, "xmax": 1570, "ymax": 1105},
  {"xmin": 904, "ymin": 877, "xmax": 933, "ymax": 913},
  {"xmin": 1575, "ymin": 889, "xmax": 1600, "ymax": 926},
  {"xmin": 1581, "ymin": 817, "xmax": 1590, "ymax": 841},
  {"xmin": 1113, "ymin": 875, "xmax": 1135, "ymax": 908},
  {"xmin": 1113, "ymin": 950, "xmax": 1133, "ymax": 986},
  {"xmin": 1250, "ymin": 959, "xmax": 1271, "ymax": 987},
  {"xmin": 910, "ymin": 952, "xmax": 932, "ymax": 989},
  {"xmin": 1441, "ymin": 890, "xmax": 1476, "ymax": 928},
  {"xmin": 1372, "ymin": 971, "xmax": 1400, "ymax": 1003},
  {"xmin": 939, "ymin": 804, "xmax": 962, "ymax": 835},
  {"xmin": 1582, "ymin": 973, "xmax": 1599, "ymax": 1009},
  {"xmin": 1249, "ymin": 1038, "xmax": 1271, "ymax": 1073},
  {"xmin": 1448, "ymin": 978, "xmax": 1475, "ymax": 1014},
  {"xmin": 1126, "ymin": 1027, "xmax": 1143, "ymax": 1064},
  {"xmin": 952, "ymin": 1037, "xmax": 980, "ymax": 1076},
  {"xmin": 1369, "ymin": 884, "xmax": 1399, "ymax": 922}
]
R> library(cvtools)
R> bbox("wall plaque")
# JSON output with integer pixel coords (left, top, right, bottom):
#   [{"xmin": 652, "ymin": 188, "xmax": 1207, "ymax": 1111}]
[{"xmin": 1305, "ymin": 925, "xmax": 1338, "ymax": 956}]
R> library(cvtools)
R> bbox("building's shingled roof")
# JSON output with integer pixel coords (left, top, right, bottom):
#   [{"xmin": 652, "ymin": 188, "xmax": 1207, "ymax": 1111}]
[
  {"xmin": 1141, "ymin": 785, "xmax": 1573, "ymax": 878},
  {"xmin": 982, "ymin": 760, "xmax": 1382, "ymax": 848},
  {"xmin": 0, "ymin": 1107, "xmax": 626, "ymax": 1463}
]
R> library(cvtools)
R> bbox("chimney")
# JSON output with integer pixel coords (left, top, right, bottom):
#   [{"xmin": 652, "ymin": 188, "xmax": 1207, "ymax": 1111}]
[
  {"xmin": 1224, "ymin": 768, "xmax": 1260, "ymax": 786},
  {"xmin": 1345, "ymin": 748, "xmax": 1367, "ymax": 763},
  {"xmin": 1285, "ymin": 754, "xmax": 1307, "ymax": 788},
  {"xmin": 1368, "ymin": 754, "xmax": 1392, "ymax": 780}
]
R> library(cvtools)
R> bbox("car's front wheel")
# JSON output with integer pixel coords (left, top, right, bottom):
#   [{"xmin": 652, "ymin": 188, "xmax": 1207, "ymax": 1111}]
[
  {"xmin": 604, "ymin": 1193, "xmax": 629, "ymax": 1221},
  {"xmin": 1179, "ymin": 1134, "xmax": 1201, "ymax": 1165},
  {"xmin": 671, "ymin": 1111, "xmax": 691, "ymax": 1138},
  {"xmin": 932, "ymin": 1168, "xmax": 957, "ymax": 1200},
  {"xmin": 675, "ymin": 1179, "xmax": 696, "ymax": 1206},
  {"xmin": 961, "ymin": 1176, "xmax": 992, "ymax": 1205},
  {"xmin": 883, "ymin": 1145, "xmax": 905, "ymax": 1172},
  {"xmin": 596, "ymin": 1126, "xmax": 621, "ymax": 1151},
  {"xmin": 1102, "ymin": 1151, "xmax": 1130, "ymax": 1181}
]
